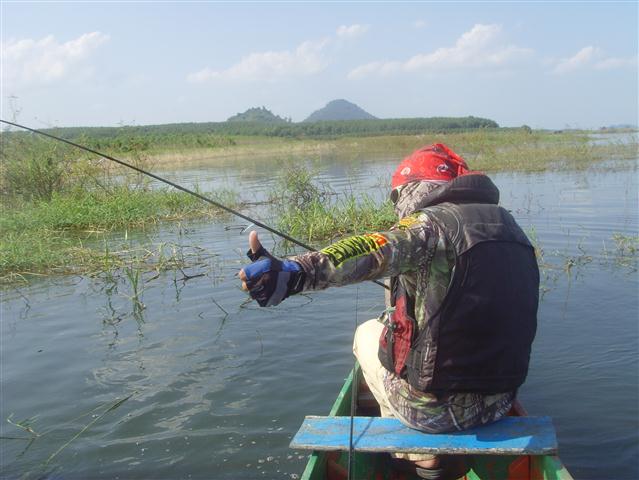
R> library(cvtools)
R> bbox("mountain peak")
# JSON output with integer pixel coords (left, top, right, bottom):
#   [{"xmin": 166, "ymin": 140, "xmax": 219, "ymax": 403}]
[{"xmin": 304, "ymin": 99, "xmax": 377, "ymax": 122}]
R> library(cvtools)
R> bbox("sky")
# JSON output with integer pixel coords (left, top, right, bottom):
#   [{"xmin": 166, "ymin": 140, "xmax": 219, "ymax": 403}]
[{"xmin": 1, "ymin": 1, "xmax": 637, "ymax": 129}]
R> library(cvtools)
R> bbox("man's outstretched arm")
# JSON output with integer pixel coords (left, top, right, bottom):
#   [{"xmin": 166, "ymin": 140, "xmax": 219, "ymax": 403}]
[{"xmin": 239, "ymin": 214, "xmax": 436, "ymax": 305}]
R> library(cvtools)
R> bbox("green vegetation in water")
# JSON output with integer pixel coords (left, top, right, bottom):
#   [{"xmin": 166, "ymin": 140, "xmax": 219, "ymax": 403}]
[
  {"xmin": 605, "ymin": 233, "xmax": 639, "ymax": 270},
  {"xmin": 0, "ymin": 133, "xmax": 238, "ymax": 281},
  {"xmin": 278, "ymin": 193, "xmax": 396, "ymax": 244},
  {"xmin": 271, "ymin": 164, "xmax": 395, "ymax": 246},
  {"xmin": 0, "ymin": 188, "xmax": 236, "ymax": 281},
  {"xmin": 3, "ymin": 393, "xmax": 134, "ymax": 474},
  {"xmin": 611, "ymin": 233, "xmax": 639, "ymax": 255},
  {"xmin": 2, "ymin": 125, "xmax": 636, "ymax": 281}
]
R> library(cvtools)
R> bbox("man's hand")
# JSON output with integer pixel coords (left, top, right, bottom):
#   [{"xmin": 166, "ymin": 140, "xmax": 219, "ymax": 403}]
[
  {"xmin": 239, "ymin": 231, "xmax": 305, "ymax": 307},
  {"xmin": 239, "ymin": 231, "xmax": 265, "ymax": 291}
]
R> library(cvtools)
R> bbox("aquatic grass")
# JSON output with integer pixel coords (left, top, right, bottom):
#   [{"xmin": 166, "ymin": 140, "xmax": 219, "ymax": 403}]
[
  {"xmin": 528, "ymin": 231, "xmax": 639, "ymax": 293},
  {"xmin": 605, "ymin": 233, "xmax": 639, "ymax": 271},
  {"xmin": 124, "ymin": 260, "xmax": 146, "ymax": 319},
  {"xmin": 1, "ymin": 126, "xmax": 241, "ymax": 282},
  {"xmin": 276, "ymin": 194, "xmax": 396, "ymax": 245},
  {"xmin": 1, "ymin": 187, "xmax": 238, "ymax": 234},
  {"xmin": 3, "ymin": 393, "xmax": 135, "ymax": 472},
  {"xmin": 611, "ymin": 233, "xmax": 639, "ymax": 256},
  {"xmin": 270, "ymin": 162, "xmax": 396, "ymax": 245},
  {"xmin": 0, "ymin": 187, "xmax": 237, "ymax": 280},
  {"xmin": 270, "ymin": 163, "xmax": 332, "ymax": 210},
  {"xmin": 0, "ymin": 134, "xmax": 76, "ymax": 201},
  {"xmin": 0, "ymin": 230, "xmax": 83, "ymax": 279},
  {"xmin": 44, "ymin": 393, "xmax": 134, "ymax": 466},
  {"xmin": 133, "ymin": 129, "xmax": 638, "ymax": 172},
  {"xmin": 6, "ymin": 414, "xmax": 41, "ymax": 438}
]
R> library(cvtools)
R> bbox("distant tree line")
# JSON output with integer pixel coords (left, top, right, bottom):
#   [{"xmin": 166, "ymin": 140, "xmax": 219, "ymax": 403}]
[{"xmin": 22, "ymin": 116, "xmax": 499, "ymax": 152}]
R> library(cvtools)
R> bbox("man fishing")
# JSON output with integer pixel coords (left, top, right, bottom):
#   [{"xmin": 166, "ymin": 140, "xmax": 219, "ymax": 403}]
[{"xmin": 239, "ymin": 143, "xmax": 539, "ymax": 480}]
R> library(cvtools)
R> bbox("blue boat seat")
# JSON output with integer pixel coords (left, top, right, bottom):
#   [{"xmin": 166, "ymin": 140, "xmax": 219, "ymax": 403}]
[{"xmin": 290, "ymin": 416, "xmax": 558, "ymax": 455}]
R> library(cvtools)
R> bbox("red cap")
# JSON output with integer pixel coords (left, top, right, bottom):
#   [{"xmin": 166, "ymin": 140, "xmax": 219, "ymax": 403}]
[{"xmin": 391, "ymin": 143, "xmax": 469, "ymax": 189}]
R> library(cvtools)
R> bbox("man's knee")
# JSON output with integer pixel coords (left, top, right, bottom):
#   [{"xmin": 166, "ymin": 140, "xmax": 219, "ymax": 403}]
[{"xmin": 353, "ymin": 318, "xmax": 384, "ymax": 357}]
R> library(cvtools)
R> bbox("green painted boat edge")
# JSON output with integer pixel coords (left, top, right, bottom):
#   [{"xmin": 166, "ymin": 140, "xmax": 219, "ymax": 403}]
[
  {"xmin": 299, "ymin": 368, "xmax": 356, "ymax": 480},
  {"xmin": 465, "ymin": 454, "xmax": 575, "ymax": 480},
  {"xmin": 534, "ymin": 455, "xmax": 575, "ymax": 480},
  {"xmin": 297, "ymin": 365, "xmax": 575, "ymax": 480}
]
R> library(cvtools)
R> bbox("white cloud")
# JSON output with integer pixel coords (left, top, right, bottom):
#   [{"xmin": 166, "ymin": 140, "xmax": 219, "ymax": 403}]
[
  {"xmin": 188, "ymin": 24, "xmax": 370, "ymax": 84},
  {"xmin": 349, "ymin": 61, "xmax": 403, "ymax": 79},
  {"xmin": 595, "ymin": 57, "xmax": 638, "ymax": 69},
  {"xmin": 336, "ymin": 24, "xmax": 370, "ymax": 38},
  {"xmin": 348, "ymin": 24, "xmax": 532, "ymax": 79},
  {"xmin": 553, "ymin": 46, "xmax": 600, "ymax": 74},
  {"xmin": 1, "ymin": 32, "xmax": 109, "ymax": 87},
  {"xmin": 187, "ymin": 38, "xmax": 330, "ymax": 83},
  {"xmin": 553, "ymin": 46, "xmax": 637, "ymax": 74},
  {"xmin": 413, "ymin": 20, "xmax": 427, "ymax": 29}
]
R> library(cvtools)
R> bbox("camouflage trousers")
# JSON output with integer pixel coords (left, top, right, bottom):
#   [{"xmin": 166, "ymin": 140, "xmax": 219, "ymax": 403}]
[{"xmin": 353, "ymin": 319, "xmax": 515, "ymax": 461}]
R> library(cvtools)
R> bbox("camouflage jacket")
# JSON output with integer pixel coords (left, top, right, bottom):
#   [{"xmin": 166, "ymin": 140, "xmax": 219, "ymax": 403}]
[{"xmin": 292, "ymin": 179, "xmax": 515, "ymax": 433}]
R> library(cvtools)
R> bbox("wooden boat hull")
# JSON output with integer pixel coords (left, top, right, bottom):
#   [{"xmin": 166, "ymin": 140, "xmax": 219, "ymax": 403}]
[{"xmin": 299, "ymin": 367, "xmax": 574, "ymax": 480}]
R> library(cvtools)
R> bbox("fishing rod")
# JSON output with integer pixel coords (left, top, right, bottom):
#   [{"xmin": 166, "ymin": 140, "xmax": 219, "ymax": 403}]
[{"xmin": 1, "ymin": 119, "xmax": 389, "ymax": 290}]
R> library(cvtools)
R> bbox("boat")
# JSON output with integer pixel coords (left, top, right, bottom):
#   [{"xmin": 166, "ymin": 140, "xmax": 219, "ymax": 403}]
[{"xmin": 295, "ymin": 365, "xmax": 574, "ymax": 480}]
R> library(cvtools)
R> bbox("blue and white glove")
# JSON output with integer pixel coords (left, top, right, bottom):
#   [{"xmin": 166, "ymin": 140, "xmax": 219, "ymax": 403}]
[{"xmin": 239, "ymin": 231, "xmax": 305, "ymax": 307}]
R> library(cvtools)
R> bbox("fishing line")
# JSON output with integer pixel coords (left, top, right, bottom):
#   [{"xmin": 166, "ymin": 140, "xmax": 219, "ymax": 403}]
[
  {"xmin": 347, "ymin": 285, "xmax": 359, "ymax": 480},
  {"xmin": 0, "ymin": 119, "xmax": 311, "ymax": 249},
  {"xmin": 1, "ymin": 119, "xmax": 390, "ymax": 290}
]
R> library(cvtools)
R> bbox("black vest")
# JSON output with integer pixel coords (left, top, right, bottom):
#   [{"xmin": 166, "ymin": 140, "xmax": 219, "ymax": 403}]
[{"xmin": 379, "ymin": 177, "xmax": 539, "ymax": 394}]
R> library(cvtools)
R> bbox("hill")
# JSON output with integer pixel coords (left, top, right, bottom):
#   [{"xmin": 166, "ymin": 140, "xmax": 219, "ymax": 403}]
[
  {"xmin": 304, "ymin": 99, "xmax": 377, "ymax": 122},
  {"xmin": 227, "ymin": 107, "xmax": 289, "ymax": 123}
]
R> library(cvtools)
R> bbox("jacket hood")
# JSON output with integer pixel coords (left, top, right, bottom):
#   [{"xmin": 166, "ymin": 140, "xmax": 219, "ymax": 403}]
[{"xmin": 394, "ymin": 174, "xmax": 500, "ymax": 218}]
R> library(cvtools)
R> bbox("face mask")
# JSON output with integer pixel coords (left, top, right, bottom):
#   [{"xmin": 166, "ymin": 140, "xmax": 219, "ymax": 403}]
[{"xmin": 392, "ymin": 180, "xmax": 446, "ymax": 218}]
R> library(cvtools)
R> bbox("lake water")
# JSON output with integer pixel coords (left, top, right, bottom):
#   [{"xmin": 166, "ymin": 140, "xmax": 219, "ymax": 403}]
[{"xmin": 1, "ymin": 153, "xmax": 637, "ymax": 480}]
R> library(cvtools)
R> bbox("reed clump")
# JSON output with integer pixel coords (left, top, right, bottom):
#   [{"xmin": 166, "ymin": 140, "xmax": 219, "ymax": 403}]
[
  {"xmin": 607, "ymin": 233, "xmax": 639, "ymax": 270},
  {"xmin": 0, "ymin": 133, "xmax": 77, "ymax": 201},
  {"xmin": 278, "ymin": 195, "xmax": 396, "ymax": 244},
  {"xmin": 272, "ymin": 164, "xmax": 396, "ymax": 245}
]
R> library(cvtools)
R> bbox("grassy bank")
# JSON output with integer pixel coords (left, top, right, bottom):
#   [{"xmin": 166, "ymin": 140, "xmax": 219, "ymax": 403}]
[
  {"xmin": 0, "ymin": 187, "xmax": 238, "ymax": 281},
  {"xmin": 0, "ymin": 131, "xmax": 240, "ymax": 281}
]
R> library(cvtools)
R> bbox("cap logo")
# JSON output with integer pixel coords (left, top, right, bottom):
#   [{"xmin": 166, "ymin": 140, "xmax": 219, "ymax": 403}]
[{"xmin": 401, "ymin": 167, "xmax": 411, "ymax": 176}]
